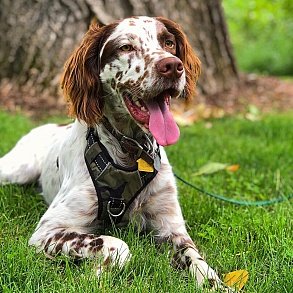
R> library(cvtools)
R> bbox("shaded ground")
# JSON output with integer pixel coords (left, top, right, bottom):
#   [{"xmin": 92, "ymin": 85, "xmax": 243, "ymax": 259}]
[
  {"xmin": 172, "ymin": 74, "xmax": 293, "ymax": 125},
  {"xmin": 0, "ymin": 74, "xmax": 292, "ymax": 122}
]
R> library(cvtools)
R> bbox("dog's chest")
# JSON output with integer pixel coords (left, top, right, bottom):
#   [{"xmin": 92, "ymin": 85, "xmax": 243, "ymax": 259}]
[{"xmin": 84, "ymin": 127, "xmax": 161, "ymax": 230}]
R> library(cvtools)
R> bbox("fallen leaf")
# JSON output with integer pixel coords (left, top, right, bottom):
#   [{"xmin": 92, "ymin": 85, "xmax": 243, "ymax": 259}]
[
  {"xmin": 193, "ymin": 162, "xmax": 228, "ymax": 176},
  {"xmin": 224, "ymin": 269, "xmax": 249, "ymax": 291},
  {"xmin": 226, "ymin": 164, "xmax": 240, "ymax": 172},
  {"xmin": 245, "ymin": 104, "xmax": 261, "ymax": 121},
  {"xmin": 204, "ymin": 122, "xmax": 213, "ymax": 129}
]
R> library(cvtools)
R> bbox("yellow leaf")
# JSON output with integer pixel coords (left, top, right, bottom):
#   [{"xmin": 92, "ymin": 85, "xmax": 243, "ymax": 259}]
[
  {"xmin": 193, "ymin": 162, "xmax": 228, "ymax": 176},
  {"xmin": 224, "ymin": 270, "xmax": 249, "ymax": 291},
  {"xmin": 226, "ymin": 164, "xmax": 240, "ymax": 172}
]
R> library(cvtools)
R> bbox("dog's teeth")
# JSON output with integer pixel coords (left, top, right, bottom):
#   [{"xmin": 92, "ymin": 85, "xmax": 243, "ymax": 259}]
[
  {"xmin": 134, "ymin": 99, "xmax": 142, "ymax": 107},
  {"xmin": 141, "ymin": 106, "xmax": 147, "ymax": 112}
]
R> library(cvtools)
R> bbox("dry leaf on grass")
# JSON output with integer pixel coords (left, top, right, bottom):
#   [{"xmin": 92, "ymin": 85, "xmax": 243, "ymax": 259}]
[
  {"xmin": 226, "ymin": 164, "xmax": 240, "ymax": 172},
  {"xmin": 193, "ymin": 162, "xmax": 240, "ymax": 176},
  {"xmin": 224, "ymin": 269, "xmax": 249, "ymax": 291},
  {"xmin": 193, "ymin": 162, "xmax": 228, "ymax": 176}
]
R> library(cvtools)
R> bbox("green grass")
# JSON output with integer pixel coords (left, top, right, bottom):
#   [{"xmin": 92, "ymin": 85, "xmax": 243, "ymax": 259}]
[
  {"xmin": 223, "ymin": 0, "xmax": 293, "ymax": 75},
  {"xmin": 0, "ymin": 111, "xmax": 292, "ymax": 292}
]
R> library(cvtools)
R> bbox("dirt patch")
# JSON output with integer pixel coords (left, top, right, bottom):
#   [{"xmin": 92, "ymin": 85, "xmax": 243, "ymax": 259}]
[
  {"xmin": 173, "ymin": 74, "xmax": 293, "ymax": 124},
  {"xmin": 0, "ymin": 79, "xmax": 67, "ymax": 119},
  {"xmin": 0, "ymin": 74, "xmax": 292, "ymax": 122},
  {"xmin": 205, "ymin": 74, "xmax": 293, "ymax": 113}
]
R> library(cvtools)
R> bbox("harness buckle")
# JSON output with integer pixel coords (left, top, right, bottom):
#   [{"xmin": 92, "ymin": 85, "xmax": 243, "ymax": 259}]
[{"xmin": 107, "ymin": 198, "xmax": 126, "ymax": 217}]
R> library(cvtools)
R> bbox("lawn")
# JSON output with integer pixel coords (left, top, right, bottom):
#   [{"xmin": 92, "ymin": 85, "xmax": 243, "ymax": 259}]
[{"xmin": 0, "ymin": 111, "xmax": 292, "ymax": 292}]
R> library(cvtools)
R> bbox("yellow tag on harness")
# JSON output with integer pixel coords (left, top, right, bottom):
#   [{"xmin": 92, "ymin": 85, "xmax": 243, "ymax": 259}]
[
  {"xmin": 223, "ymin": 269, "xmax": 249, "ymax": 291},
  {"xmin": 137, "ymin": 158, "xmax": 154, "ymax": 172}
]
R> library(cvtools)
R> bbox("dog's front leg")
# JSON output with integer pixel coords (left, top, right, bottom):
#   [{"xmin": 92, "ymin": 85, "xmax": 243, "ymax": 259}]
[
  {"xmin": 171, "ymin": 234, "xmax": 227, "ymax": 290},
  {"xmin": 149, "ymin": 211, "xmax": 229, "ymax": 291},
  {"xmin": 29, "ymin": 227, "xmax": 130, "ymax": 275},
  {"xmin": 149, "ymin": 215, "xmax": 224, "ymax": 289},
  {"xmin": 142, "ymin": 172, "xmax": 230, "ymax": 291},
  {"xmin": 29, "ymin": 186, "xmax": 131, "ymax": 274}
]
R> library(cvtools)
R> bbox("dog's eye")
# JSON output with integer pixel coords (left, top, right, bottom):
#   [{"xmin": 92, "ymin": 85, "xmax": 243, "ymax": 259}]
[
  {"xmin": 165, "ymin": 40, "xmax": 175, "ymax": 49},
  {"xmin": 120, "ymin": 44, "xmax": 134, "ymax": 52}
]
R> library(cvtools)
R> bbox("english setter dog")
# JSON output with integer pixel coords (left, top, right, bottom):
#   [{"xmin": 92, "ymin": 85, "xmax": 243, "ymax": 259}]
[{"xmin": 0, "ymin": 16, "xmax": 230, "ymax": 291}]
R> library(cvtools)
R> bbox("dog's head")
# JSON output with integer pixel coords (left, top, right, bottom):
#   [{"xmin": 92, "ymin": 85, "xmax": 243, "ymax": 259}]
[{"xmin": 62, "ymin": 16, "xmax": 200, "ymax": 146}]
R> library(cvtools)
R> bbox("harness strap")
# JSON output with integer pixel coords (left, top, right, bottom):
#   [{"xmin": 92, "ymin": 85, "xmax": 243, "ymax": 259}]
[
  {"xmin": 85, "ymin": 126, "xmax": 160, "ymax": 232},
  {"xmin": 102, "ymin": 118, "xmax": 154, "ymax": 165}
]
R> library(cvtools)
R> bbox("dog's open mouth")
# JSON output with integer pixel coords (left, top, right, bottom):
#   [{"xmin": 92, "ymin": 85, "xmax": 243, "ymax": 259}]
[{"xmin": 123, "ymin": 90, "xmax": 180, "ymax": 146}]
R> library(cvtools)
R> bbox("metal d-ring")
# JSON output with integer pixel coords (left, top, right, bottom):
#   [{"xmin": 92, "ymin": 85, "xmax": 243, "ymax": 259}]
[{"xmin": 107, "ymin": 201, "xmax": 126, "ymax": 217}]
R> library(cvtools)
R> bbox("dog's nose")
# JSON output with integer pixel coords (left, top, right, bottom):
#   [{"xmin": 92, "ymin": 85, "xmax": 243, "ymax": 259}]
[{"xmin": 156, "ymin": 57, "xmax": 184, "ymax": 79}]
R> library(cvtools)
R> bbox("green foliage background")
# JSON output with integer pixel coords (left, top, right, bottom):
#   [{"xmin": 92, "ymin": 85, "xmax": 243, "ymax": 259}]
[{"xmin": 223, "ymin": 0, "xmax": 293, "ymax": 75}]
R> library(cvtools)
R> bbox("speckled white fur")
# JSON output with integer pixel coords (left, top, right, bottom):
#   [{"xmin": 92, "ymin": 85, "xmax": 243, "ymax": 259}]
[{"xmin": 0, "ymin": 16, "xmax": 230, "ymax": 291}]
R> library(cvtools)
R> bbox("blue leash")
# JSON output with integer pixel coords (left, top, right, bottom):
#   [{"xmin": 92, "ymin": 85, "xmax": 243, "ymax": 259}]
[{"xmin": 174, "ymin": 173, "xmax": 293, "ymax": 206}]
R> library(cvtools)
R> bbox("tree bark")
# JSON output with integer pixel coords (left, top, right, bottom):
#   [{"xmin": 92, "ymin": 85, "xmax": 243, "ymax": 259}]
[{"xmin": 0, "ymin": 0, "xmax": 238, "ymax": 116}]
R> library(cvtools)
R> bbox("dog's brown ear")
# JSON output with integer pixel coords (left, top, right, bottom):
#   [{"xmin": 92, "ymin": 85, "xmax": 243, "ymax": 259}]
[
  {"xmin": 61, "ymin": 23, "xmax": 116, "ymax": 125},
  {"xmin": 156, "ymin": 17, "xmax": 201, "ymax": 101}
]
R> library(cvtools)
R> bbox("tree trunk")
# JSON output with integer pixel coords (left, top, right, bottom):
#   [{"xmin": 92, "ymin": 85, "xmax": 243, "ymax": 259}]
[{"xmin": 0, "ymin": 0, "xmax": 238, "ymax": 116}]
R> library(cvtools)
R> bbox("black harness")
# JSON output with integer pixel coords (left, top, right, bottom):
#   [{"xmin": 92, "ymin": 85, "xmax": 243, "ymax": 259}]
[{"xmin": 84, "ymin": 121, "xmax": 161, "ymax": 232}]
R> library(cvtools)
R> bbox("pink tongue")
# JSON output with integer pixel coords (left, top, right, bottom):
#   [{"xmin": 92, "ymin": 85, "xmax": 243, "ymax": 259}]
[{"xmin": 146, "ymin": 97, "xmax": 180, "ymax": 146}]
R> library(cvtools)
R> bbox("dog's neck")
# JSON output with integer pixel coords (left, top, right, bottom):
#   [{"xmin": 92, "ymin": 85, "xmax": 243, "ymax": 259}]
[
  {"xmin": 103, "ymin": 114, "xmax": 142, "ymax": 139},
  {"xmin": 102, "ymin": 98, "xmax": 147, "ymax": 140},
  {"xmin": 94, "ymin": 116, "xmax": 155, "ymax": 169}
]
